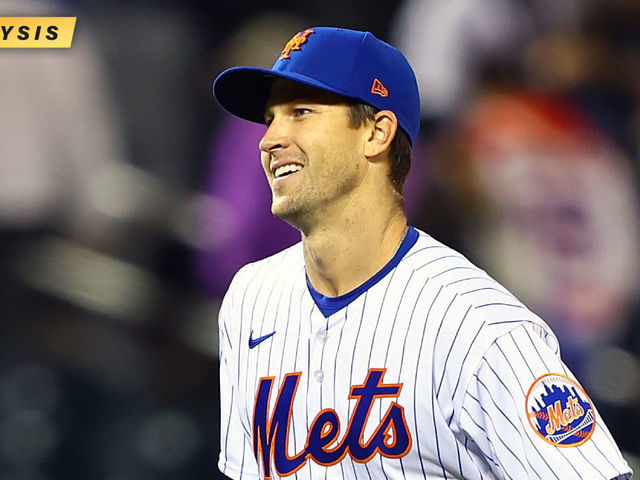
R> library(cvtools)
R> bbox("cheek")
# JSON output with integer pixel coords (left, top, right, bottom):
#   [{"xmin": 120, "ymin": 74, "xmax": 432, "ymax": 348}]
[{"xmin": 322, "ymin": 134, "xmax": 363, "ymax": 173}]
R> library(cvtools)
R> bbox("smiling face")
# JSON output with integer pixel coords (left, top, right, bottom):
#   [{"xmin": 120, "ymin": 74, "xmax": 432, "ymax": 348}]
[{"xmin": 259, "ymin": 78, "xmax": 371, "ymax": 231}]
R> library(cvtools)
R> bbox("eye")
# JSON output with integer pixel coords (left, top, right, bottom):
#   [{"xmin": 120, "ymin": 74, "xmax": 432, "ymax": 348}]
[{"xmin": 293, "ymin": 108, "xmax": 311, "ymax": 118}]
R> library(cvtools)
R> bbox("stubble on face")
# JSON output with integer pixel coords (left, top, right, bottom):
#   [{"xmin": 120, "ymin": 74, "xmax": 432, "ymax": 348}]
[
  {"xmin": 271, "ymin": 145, "xmax": 361, "ymax": 224},
  {"xmin": 261, "ymin": 81, "xmax": 368, "ymax": 231}
]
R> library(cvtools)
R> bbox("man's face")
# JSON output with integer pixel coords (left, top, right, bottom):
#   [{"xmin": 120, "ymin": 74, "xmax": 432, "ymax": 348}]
[{"xmin": 259, "ymin": 78, "xmax": 369, "ymax": 229}]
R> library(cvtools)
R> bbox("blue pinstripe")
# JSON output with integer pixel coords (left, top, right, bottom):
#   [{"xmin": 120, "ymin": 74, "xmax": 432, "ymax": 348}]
[
  {"xmin": 466, "ymin": 392, "xmax": 525, "ymax": 480},
  {"xmin": 436, "ymin": 302, "xmax": 469, "ymax": 397}
]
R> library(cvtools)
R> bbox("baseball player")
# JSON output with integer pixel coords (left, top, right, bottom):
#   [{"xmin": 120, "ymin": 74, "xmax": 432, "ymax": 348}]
[{"xmin": 212, "ymin": 27, "xmax": 632, "ymax": 480}]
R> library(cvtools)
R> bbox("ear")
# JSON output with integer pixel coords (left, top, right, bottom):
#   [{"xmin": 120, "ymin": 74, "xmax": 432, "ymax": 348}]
[{"xmin": 364, "ymin": 110, "xmax": 398, "ymax": 159}]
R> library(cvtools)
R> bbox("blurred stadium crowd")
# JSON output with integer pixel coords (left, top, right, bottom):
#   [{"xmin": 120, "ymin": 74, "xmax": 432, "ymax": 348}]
[{"xmin": 1, "ymin": 0, "xmax": 639, "ymax": 478}]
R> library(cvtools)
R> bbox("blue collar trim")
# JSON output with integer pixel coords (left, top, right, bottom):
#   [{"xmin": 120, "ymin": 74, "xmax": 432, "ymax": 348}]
[{"xmin": 306, "ymin": 226, "xmax": 419, "ymax": 318}]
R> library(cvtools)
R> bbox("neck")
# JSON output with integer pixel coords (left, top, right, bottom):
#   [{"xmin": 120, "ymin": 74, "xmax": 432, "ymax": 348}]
[{"xmin": 302, "ymin": 207, "xmax": 408, "ymax": 297}]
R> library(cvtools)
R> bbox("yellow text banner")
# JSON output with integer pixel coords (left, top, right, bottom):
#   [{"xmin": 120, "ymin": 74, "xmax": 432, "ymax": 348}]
[{"xmin": 0, "ymin": 17, "xmax": 76, "ymax": 48}]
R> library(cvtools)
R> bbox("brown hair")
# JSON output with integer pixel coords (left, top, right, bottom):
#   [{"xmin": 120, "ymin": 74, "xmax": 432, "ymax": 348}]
[{"xmin": 347, "ymin": 103, "xmax": 412, "ymax": 203}]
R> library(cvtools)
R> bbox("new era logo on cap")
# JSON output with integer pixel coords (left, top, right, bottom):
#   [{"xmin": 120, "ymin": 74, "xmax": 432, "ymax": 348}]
[
  {"xmin": 213, "ymin": 27, "xmax": 421, "ymax": 144},
  {"xmin": 371, "ymin": 78, "xmax": 389, "ymax": 97}
]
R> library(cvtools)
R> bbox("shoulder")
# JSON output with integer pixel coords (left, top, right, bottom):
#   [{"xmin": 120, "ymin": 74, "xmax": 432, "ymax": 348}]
[
  {"xmin": 405, "ymin": 228, "xmax": 555, "ymax": 340},
  {"xmin": 220, "ymin": 242, "xmax": 305, "ymax": 314},
  {"xmin": 406, "ymin": 230, "xmax": 562, "ymax": 411},
  {"xmin": 227, "ymin": 242, "xmax": 304, "ymax": 291},
  {"xmin": 404, "ymin": 228, "xmax": 559, "ymax": 377},
  {"xmin": 402, "ymin": 228, "xmax": 490, "ymax": 283}
]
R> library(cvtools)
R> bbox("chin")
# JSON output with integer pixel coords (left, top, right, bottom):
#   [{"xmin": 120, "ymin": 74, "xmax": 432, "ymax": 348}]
[
  {"xmin": 271, "ymin": 199, "xmax": 308, "ymax": 229},
  {"xmin": 272, "ymin": 204, "xmax": 298, "ymax": 223}
]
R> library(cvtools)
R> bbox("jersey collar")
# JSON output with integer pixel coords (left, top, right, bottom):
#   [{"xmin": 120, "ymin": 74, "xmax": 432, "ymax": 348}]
[{"xmin": 306, "ymin": 226, "xmax": 419, "ymax": 318}]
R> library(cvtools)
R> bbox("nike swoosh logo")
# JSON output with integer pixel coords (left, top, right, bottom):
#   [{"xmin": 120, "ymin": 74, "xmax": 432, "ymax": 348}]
[{"xmin": 249, "ymin": 330, "xmax": 276, "ymax": 349}]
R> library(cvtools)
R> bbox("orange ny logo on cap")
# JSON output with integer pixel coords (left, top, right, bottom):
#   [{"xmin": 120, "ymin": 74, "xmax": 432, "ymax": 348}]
[
  {"xmin": 279, "ymin": 28, "xmax": 315, "ymax": 60},
  {"xmin": 371, "ymin": 78, "xmax": 389, "ymax": 97}
]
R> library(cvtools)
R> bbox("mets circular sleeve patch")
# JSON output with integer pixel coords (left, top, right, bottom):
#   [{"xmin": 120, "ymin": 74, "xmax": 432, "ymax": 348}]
[{"xmin": 525, "ymin": 373, "xmax": 596, "ymax": 447}]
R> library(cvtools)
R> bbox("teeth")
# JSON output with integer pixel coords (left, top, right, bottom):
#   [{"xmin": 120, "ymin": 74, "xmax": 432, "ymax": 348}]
[{"xmin": 274, "ymin": 164, "xmax": 302, "ymax": 178}]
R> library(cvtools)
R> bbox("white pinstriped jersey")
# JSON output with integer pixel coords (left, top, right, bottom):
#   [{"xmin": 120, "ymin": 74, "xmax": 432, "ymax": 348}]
[{"xmin": 218, "ymin": 227, "xmax": 631, "ymax": 480}]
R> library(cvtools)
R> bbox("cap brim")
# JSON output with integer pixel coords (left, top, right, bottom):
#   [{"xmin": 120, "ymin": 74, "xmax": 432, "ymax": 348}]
[{"xmin": 213, "ymin": 66, "xmax": 357, "ymax": 124}]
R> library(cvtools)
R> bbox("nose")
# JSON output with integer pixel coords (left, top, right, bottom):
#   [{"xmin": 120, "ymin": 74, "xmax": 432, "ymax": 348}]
[{"xmin": 259, "ymin": 116, "xmax": 289, "ymax": 154}]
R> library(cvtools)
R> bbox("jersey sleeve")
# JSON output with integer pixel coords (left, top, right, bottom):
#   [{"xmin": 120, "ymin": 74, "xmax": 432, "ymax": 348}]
[
  {"xmin": 218, "ymin": 268, "xmax": 261, "ymax": 480},
  {"xmin": 459, "ymin": 322, "xmax": 632, "ymax": 480}
]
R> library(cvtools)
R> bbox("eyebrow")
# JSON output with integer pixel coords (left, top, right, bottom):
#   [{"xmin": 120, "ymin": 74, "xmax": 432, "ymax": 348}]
[
  {"xmin": 264, "ymin": 91, "xmax": 348, "ymax": 119},
  {"xmin": 265, "ymin": 91, "xmax": 320, "ymax": 111}
]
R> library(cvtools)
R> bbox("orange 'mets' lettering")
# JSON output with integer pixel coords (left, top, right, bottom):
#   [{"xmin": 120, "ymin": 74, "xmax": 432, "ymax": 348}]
[{"xmin": 545, "ymin": 396, "xmax": 585, "ymax": 435}]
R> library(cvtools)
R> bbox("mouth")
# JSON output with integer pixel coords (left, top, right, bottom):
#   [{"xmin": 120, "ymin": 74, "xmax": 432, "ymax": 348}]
[{"xmin": 272, "ymin": 163, "xmax": 303, "ymax": 180}]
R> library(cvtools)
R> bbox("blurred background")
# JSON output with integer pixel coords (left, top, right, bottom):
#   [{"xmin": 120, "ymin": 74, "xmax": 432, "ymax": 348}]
[{"xmin": 1, "ymin": 0, "xmax": 639, "ymax": 478}]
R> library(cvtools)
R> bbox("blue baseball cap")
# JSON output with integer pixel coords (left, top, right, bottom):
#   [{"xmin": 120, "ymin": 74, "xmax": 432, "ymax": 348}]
[{"xmin": 213, "ymin": 27, "xmax": 421, "ymax": 145}]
